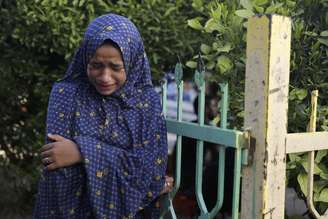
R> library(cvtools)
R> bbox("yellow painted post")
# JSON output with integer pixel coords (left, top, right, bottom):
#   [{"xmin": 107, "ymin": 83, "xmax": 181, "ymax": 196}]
[{"xmin": 241, "ymin": 15, "xmax": 291, "ymax": 219}]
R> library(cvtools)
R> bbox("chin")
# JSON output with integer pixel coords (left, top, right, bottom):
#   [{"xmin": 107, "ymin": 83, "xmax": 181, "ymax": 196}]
[
  {"xmin": 101, "ymin": 91, "xmax": 115, "ymax": 96},
  {"xmin": 97, "ymin": 89, "xmax": 115, "ymax": 96}
]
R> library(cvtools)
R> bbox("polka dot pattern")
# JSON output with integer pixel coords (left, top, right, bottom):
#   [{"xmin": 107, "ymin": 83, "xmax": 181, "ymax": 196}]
[{"xmin": 33, "ymin": 14, "xmax": 167, "ymax": 218}]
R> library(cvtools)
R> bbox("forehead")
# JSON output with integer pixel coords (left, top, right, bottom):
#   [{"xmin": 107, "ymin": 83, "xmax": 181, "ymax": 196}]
[{"xmin": 91, "ymin": 44, "xmax": 123, "ymax": 61}]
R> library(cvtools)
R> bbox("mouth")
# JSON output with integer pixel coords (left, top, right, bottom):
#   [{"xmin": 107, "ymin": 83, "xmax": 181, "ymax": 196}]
[{"xmin": 97, "ymin": 83, "xmax": 116, "ymax": 91}]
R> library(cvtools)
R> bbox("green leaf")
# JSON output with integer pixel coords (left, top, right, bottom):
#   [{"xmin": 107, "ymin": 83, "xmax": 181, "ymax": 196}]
[
  {"xmin": 206, "ymin": 61, "xmax": 215, "ymax": 70},
  {"xmin": 286, "ymin": 0, "xmax": 296, "ymax": 7},
  {"xmin": 296, "ymin": 89, "xmax": 307, "ymax": 100},
  {"xmin": 212, "ymin": 42, "xmax": 220, "ymax": 50},
  {"xmin": 318, "ymin": 162, "xmax": 328, "ymax": 173},
  {"xmin": 72, "ymin": 0, "xmax": 78, "ymax": 7},
  {"xmin": 240, "ymin": 0, "xmax": 253, "ymax": 10},
  {"xmin": 318, "ymin": 202, "xmax": 328, "ymax": 212},
  {"xmin": 316, "ymin": 188, "xmax": 328, "ymax": 202},
  {"xmin": 290, "ymin": 88, "xmax": 307, "ymax": 101},
  {"xmin": 265, "ymin": 5, "xmax": 277, "ymax": 14},
  {"xmin": 186, "ymin": 61, "xmax": 197, "ymax": 69},
  {"xmin": 289, "ymin": 153, "xmax": 301, "ymax": 162},
  {"xmin": 201, "ymin": 44, "xmax": 211, "ymax": 55},
  {"xmin": 187, "ymin": 18, "xmax": 203, "ymax": 30},
  {"xmin": 315, "ymin": 150, "xmax": 328, "ymax": 163},
  {"xmin": 301, "ymin": 158, "xmax": 322, "ymax": 174},
  {"xmin": 164, "ymin": 7, "xmax": 176, "ymax": 17},
  {"xmin": 235, "ymin": 9, "xmax": 255, "ymax": 18},
  {"xmin": 287, "ymin": 162, "xmax": 297, "ymax": 169},
  {"xmin": 210, "ymin": 4, "xmax": 221, "ymax": 20},
  {"xmin": 313, "ymin": 180, "xmax": 328, "ymax": 193},
  {"xmin": 254, "ymin": 0, "xmax": 268, "ymax": 6},
  {"xmin": 192, "ymin": 0, "xmax": 204, "ymax": 12},
  {"xmin": 253, "ymin": 5, "xmax": 264, "ymax": 13},
  {"xmin": 320, "ymin": 172, "xmax": 328, "ymax": 180},
  {"xmin": 243, "ymin": 21, "xmax": 248, "ymax": 28},
  {"xmin": 204, "ymin": 18, "xmax": 224, "ymax": 33},
  {"xmin": 320, "ymin": 31, "xmax": 328, "ymax": 37},
  {"xmin": 217, "ymin": 43, "xmax": 232, "ymax": 53},
  {"xmin": 217, "ymin": 55, "xmax": 233, "ymax": 73},
  {"xmin": 297, "ymin": 173, "xmax": 308, "ymax": 196},
  {"xmin": 318, "ymin": 38, "xmax": 328, "ymax": 46},
  {"xmin": 304, "ymin": 31, "xmax": 318, "ymax": 37},
  {"xmin": 237, "ymin": 111, "xmax": 244, "ymax": 118},
  {"xmin": 78, "ymin": 0, "xmax": 86, "ymax": 7}
]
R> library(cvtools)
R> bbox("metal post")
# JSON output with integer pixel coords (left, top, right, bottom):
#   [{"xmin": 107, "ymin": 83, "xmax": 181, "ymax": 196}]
[{"xmin": 241, "ymin": 15, "xmax": 291, "ymax": 219}]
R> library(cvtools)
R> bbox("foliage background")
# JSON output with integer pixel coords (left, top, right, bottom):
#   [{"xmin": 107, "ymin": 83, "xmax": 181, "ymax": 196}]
[{"xmin": 0, "ymin": 0, "xmax": 327, "ymax": 218}]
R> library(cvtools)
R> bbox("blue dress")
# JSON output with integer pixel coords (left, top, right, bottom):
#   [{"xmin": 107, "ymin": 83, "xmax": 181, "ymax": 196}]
[{"xmin": 33, "ymin": 14, "xmax": 168, "ymax": 219}]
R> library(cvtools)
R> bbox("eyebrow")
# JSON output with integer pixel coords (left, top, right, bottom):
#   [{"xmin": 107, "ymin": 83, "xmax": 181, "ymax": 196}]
[{"xmin": 90, "ymin": 60, "xmax": 124, "ymax": 66}]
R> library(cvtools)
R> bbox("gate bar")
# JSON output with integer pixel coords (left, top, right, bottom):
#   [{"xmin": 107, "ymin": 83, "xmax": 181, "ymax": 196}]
[
  {"xmin": 286, "ymin": 132, "xmax": 328, "ymax": 154},
  {"xmin": 166, "ymin": 119, "xmax": 245, "ymax": 148}
]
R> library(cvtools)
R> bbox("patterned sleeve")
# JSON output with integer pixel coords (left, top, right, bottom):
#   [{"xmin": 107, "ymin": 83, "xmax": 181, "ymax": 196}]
[
  {"xmin": 45, "ymin": 82, "xmax": 75, "ymax": 141},
  {"xmin": 74, "ymin": 98, "xmax": 168, "ymax": 218},
  {"xmin": 34, "ymin": 82, "xmax": 92, "ymax": 218}
]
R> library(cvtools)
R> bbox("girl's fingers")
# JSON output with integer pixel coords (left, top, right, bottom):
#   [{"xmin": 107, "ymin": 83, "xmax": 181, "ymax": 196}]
[
  {"xmin": 40, "ymin": 149, "xmax": 53, "ymax": 159},
  {"xmin": 40, "ymin": 143, "xmax": 53, "ymax": 153},
  {"xmin": 47, "ymin": 134, "xmax": 66, "ymax": 142},
  {"xmin": 46, "ymin": 162, "xmax": 58, "ymax": 171},
  {"xmin": 164, "ymin": 178, "xmax": 174, "ymax": 189},
  {"xmin": 165, "ymin": 176, "xmax": 174, "ymax": 183}
]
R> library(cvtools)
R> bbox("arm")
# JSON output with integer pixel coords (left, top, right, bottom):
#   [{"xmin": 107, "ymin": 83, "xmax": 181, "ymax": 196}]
[{"xmin": 39, "ymin": 82, "xmax": 81, "ymax": 171}]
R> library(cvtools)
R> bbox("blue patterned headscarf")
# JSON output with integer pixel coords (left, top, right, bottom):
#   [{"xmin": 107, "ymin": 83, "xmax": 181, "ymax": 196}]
[
  {"xmin": 64, "ymin": 13, "xmax": 153, "ymax": 106},
  {"xmin": 34, "ymin": 14, "xmax": 168, "ymax": 218}
]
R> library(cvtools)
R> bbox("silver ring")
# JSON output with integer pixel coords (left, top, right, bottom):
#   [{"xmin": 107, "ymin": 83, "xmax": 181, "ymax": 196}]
[{"xmin": 44, "ymin": 157, "xmax": 51, "ymax": 164}]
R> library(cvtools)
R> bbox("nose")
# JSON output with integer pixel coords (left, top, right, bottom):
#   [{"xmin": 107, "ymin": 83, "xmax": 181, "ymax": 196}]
[{"xmin": 98, "ymin": 67, "xmax": 114, "ymax": 83}]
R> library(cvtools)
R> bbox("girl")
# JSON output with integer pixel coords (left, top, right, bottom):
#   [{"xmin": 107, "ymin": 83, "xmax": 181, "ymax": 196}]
[{"xmin": 34, "ymin": 13, "xmax": 172, "ymax": 218}]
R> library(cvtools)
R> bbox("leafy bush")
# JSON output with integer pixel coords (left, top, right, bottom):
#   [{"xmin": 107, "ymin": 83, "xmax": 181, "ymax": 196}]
[
  {"xmin": 0, "ymin": 0, "xmax": 199, "ymax": 217},
  {"xmin": 186, "ymin": 0, "xmax": 328, "ymax": 215}
]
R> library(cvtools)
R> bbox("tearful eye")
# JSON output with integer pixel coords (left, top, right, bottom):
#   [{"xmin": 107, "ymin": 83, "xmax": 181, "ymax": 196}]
[
  {"xmin": 88, "ymin": 61, "xmax": 124, "ymax": 72},
  {"xmin": 89, "ymin": 62, "xmax": 104, "ymax": 70},
  {"xmin": 111, "ymin": 64, "xmax": 124, "ymax": 71}
]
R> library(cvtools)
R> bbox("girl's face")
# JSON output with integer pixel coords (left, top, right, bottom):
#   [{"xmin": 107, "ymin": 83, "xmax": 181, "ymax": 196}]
[{"xmin": 87, "ymin": 43, "xmax": 126, "ymax": 96}]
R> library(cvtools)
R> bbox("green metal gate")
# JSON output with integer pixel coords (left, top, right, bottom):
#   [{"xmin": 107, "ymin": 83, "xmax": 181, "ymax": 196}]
[{"xmin": 159, "ymin": 56, "xmax": 249, "ymax": 219}]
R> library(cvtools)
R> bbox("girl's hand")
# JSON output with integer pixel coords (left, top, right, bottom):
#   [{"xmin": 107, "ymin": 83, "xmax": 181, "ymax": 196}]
[{"xmin": 40, "ymin": 134, "xmax": 82, "ymax": 171}]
